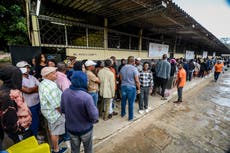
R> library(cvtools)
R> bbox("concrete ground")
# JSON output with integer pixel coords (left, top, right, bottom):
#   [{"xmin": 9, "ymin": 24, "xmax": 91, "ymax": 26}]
[{"xmin": 94, "ymin": 71, "xmax": 230, "ymax": 153}]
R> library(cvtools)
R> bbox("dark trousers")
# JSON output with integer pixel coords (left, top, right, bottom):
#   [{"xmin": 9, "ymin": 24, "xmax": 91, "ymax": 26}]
[
  {"xmin": 159, "ymin": 77, "xmax": 168, "ymax": 97},
  {"xmin": 214, "ymin": 72, "xmax": 220, "ymax": 81},
  {"xmin": 177, "ymin": 87, "xmax": 183, "ymax": 102},
  {"xmin": 139, "ymin": 87, "xmax": 149, "ymax": 110},
  {"xmin": 188, "ymin": 71, "xmax": 193, "ymax": 81}
]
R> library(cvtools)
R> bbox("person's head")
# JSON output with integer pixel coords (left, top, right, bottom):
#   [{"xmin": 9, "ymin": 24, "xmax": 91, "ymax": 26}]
[
  {"xmin": 127, "ymin": 56, "xmax": 135, "ymax": 65},
  {"xmin": 178, "ymin": 63, "xmax": 183, "ymax": 69},
  {"xmin": 31, "ymin": 58, "xmax": 36, "ymax": 66},
  {"xmin": 104, "ymin": 59, "xmax": 112, "ymax": 68},
  {"xmin": 121, "ymin": 58, "xmax": 126, "ymax": 65},
  {"xmin": 16, "ymin": 61, "xmax": 31, "ymax": 75},
  {"xmin": 162, "ymin": 54, "xmax": 167, "ymax": 60},
  {"xmin": 41, "ymin": 67, "xmax": 57, "ymax": 81},
  {"xmin": 110, "ymin": 56, "xmax": 117, "ymax": 65},
  {"xmin": 73, "ymin": 61, "xmax": 83, "ymax": 71},
  {"xmin": 57, "ymin": 62, "xmax": 67, "ymax": 73},
  {"xmin": 71, "ymin": 71, "xmax": 88, "ymax": 90},
  {"xmin": 35, "ymin": 53, "xmax": 47, "ymax": 65},
  {"xmin": 143, "ymin": 62, "xmax": 149, "ymax": 71},
  {"xmin": 135, "ymin": 58, "xmax": 141, "ymax": 65},
  {"xmin": 85, "ymin": 60, "xmax": 96, "ymax": 71},
  {"xmin": 0, "ymin": 65, "xmax": 22, "ymax": 89},
  {"xmin": 96, "ymin": 61, "xmax": 103, "ymax": 68},
  {"xmin": 170, "ymin": 59, "xmax": 176, "ymax": 64},
  {"xmin": 47, "ymin": 59, "xmax": 57, "ymax": 67}
]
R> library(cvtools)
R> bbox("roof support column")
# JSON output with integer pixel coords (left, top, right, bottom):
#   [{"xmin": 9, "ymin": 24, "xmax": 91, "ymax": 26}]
[
  {"xmin": 173, "ymin": 36, "xmax": 177, "ymax": 58},
  {"xmin": 31, "ymin": 15, "xmax": 40, "ymax": 46},
  {"xmin": 138, "ymin": 29, "xmax": 143, "ymax": 57},
  {"xmin": 104, "ymin": 18, "xmax": 108, "ymax": 49}
]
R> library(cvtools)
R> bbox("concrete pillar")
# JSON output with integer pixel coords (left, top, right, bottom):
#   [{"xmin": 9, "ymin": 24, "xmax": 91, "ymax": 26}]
[
  {"xmin": 138, "ymin": 29, "xmax": 143, "ymax": 57},
  {"xmin": 31, "ymin": 15, "xmax": 40, "ymax": 46},
  {"xmin": 104, "ymin": 18, "xmax": 108, "ymax": 49}
]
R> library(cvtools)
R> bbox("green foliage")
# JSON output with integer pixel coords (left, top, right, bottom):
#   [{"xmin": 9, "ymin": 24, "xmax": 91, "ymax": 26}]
[{"xmin": 0, "ymin": 0, "xmax": 29, "ymax": 51}]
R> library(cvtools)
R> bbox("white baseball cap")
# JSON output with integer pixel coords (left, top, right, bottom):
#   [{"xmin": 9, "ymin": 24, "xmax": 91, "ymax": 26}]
[
  {"xmin": 16, "ymin": 61, "xmax": 31, "ymax": 68},
  {"xmin": 136, "ymin": 57, "xmax": 141, "ymax": 61},
  {"xmin": 85, "ymin": 60, "xmax": 96, "ymax": 67}
]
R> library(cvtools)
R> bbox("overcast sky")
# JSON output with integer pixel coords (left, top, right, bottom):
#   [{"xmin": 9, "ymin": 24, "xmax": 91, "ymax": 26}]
[{"xmin": 173, "ymin": 0, "xmax": 230, "ymax": 39}]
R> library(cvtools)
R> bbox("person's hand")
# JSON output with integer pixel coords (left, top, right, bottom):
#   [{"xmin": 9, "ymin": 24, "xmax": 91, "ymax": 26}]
[{"xmin": 137, "ymin": 90, "xmax": 141, "ymax": 94}]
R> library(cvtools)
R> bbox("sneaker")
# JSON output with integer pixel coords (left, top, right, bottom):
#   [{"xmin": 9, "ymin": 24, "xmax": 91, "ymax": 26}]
[
  {"xmin": 161, "ymin": 97, "xmax": 167, "ymax": 100},
  {"xmin": 138, "ymin": 110, "xmax": 144, "ymax": 114},
  {"xmin": 145, "ymin": 109, "xmax": 149, "ymax": 113},
  {"xmin": 52, "ymin": 147, "xmax": 67, "ymax": 153}
]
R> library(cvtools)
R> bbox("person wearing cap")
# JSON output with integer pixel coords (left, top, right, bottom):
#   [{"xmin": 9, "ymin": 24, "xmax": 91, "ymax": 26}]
[
  {"xmin": 85, "ymin": 60, "xmax": 100, "ymax": 107},
  {"xmin": 120, "ymin": 56, "xmax": 140, "ymax": 121},
  {"xmin": 16, "ymin": 61, "xmax": 40, "ymax": 137},
  {"xmin": 98, "ymin": 59, "xmax": 115, "ymax": 120},
  {"xmin": 61, "ymin": 71, "xmax": 98, "ymax": 153},
  {"xmin": 38, "ymin": 67, "xmax": 66, "ymax": 153}
]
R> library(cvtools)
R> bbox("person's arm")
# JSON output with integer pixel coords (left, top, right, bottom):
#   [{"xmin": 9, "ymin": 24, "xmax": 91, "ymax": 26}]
[
  {"xmin": 134, "ymin": 75, "xmax": 140, "ymax": 93},
  {"xmin": 85, "ymin": 96, "xmax": 99, "ymax": 123},
  {"xmin": 22, "ymin": 86, "xmax": 38, "ymax": 94}
]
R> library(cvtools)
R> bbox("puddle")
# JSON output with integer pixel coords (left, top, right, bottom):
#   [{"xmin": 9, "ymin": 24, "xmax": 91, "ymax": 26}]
[{"xmin": 211, "ymin": 97, "xmax": 230, "ymax": 107}]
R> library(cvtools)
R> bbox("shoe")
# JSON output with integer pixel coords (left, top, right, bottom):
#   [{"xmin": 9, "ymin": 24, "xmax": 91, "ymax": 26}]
[
  {"xmin": 173, "ymin": 101, "xmax": 180, "ymax": 103},
  {"xmin": 145, "ymin": 109, "xmax": 149, "ymax": 113},
  {"xmin": 112, "ymin": 111, "xmax": 118, "ymax": 115},
  {"xmin": 108, "ymin": 114, "xmax": 113, "ymax": 119},
  {"xmin": 161, "ymin": 97, "xmax": 167, "ymax": 100},
  {"xmin": 138, "ymin": 110, "xmax": 144, "ymax": 114},
  {"xmin": 52, "ymin": 147, "xmax": 67, "ymax": 153}
]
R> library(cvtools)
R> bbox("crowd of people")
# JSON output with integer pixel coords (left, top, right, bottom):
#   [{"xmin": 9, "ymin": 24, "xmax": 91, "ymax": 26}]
[{"xmin": 0, "ymin": 53, "xmax": 229, "ymax": 153}]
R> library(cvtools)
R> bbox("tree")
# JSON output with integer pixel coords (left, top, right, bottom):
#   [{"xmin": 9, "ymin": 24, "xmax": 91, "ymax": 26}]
[{"xmin": 0, "ymin": 0, "xmax": 29, "ymax": 51}]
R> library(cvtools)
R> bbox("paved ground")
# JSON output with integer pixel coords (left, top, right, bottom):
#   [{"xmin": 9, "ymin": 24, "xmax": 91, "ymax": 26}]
[{"xmin": 94, "ymin": 70, "xmax": 230, "ymax": 153}]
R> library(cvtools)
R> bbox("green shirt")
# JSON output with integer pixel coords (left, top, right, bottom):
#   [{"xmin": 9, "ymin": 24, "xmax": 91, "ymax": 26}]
[{"xmin": 39, "ymin": 79, "xmax": 62, "ymax": 124}]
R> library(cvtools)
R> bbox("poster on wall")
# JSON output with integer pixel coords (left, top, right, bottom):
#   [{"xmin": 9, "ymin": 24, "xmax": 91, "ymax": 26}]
[
  {"xmin": 213, "ymin": 52, "xmax": 216, "ymax": 57},
  {"xmin": 185, "ymin": 50, "xmax": 195, "ymax": 60},
  {"xmin": 203, "ymin": 51, "xmax": 208, "ymax": 58},
  {"xmin": 148, "ymin": 42, "xmax": 169, "ymax": 58}
]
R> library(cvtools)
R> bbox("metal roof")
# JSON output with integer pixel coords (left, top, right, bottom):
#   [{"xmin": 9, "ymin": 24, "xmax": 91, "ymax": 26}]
[{"xmin": 38, "ymin": 0, "xmax": 230, "ymax": 53}]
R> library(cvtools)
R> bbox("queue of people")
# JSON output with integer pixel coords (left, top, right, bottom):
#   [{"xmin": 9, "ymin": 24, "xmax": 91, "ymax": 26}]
[{"xmin": 0, "ymin": 53, "xmax": 227, "ymax": 153}]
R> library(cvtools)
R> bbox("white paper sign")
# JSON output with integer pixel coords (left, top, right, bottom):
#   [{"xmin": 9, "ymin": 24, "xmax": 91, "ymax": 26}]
[
  {"xmin": 203, "ymin": 51, "xmax": 208, "ymax": 58},
  {"xmin": 185, "ymin": 50, "xmax": 195, "ymax": 60},
  {"xmin": 149, "ymin": 42, "xmax": 169, "ymax": 58}
]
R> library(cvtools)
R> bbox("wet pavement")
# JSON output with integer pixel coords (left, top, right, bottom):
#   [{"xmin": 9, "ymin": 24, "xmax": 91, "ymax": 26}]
[{"xmin": 95, "ymin": 70, "xmax": 230, "ymax": 153}]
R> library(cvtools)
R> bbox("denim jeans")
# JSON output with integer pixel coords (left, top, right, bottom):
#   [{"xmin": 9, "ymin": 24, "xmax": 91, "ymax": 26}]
[
  {"xmin": 89, "ymin": 92, "xmax": 98, "ymax": 107},
  {"xmin": 214, "ymin": 72, "xmax": 220, "ymax": 81},
  {"xmin": 177, "ymin": 87, "xmax": 183, "ymax": 102},
  {"xmin": 29, "ymin": 103, "xmax": 40, "ymax": 136},
  {"xmin": 139, "ymin": 87, "xmax": 149, "ymax": 110},
  {"xmin": 158, "ymin": 77, "xmax": 168, "ymax": 97},
  {"xmin": 68, "ymin": 129, "xmax": 93, "ymax": 153},
  {"xmin": 121, "ymin": 85, "xmax": 136, "ymax": 120}
]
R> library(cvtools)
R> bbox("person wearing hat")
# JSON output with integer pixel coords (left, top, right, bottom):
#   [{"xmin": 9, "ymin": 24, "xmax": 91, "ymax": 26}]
[
  {"xmin": 38, "ymin": 67, "xmax": 67, "ymax": 153},
  {"xmin": 16, "ymin": 61, "xmax": 40, "ymax": 137},
  {"xmin": 85, "ymin": 60, "xmax": 100, "ymax": 107}
]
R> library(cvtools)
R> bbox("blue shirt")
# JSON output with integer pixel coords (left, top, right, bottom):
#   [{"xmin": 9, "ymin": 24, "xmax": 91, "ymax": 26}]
[{"xmin": 120, "ymin": 64, "xmax": 139, "ymax": 87}]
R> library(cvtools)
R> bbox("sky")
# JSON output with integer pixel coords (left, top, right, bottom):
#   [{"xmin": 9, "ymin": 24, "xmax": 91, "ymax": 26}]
[{"xmin": 173, "ymin": 0, "xmax": 230, "ymax": 39}]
